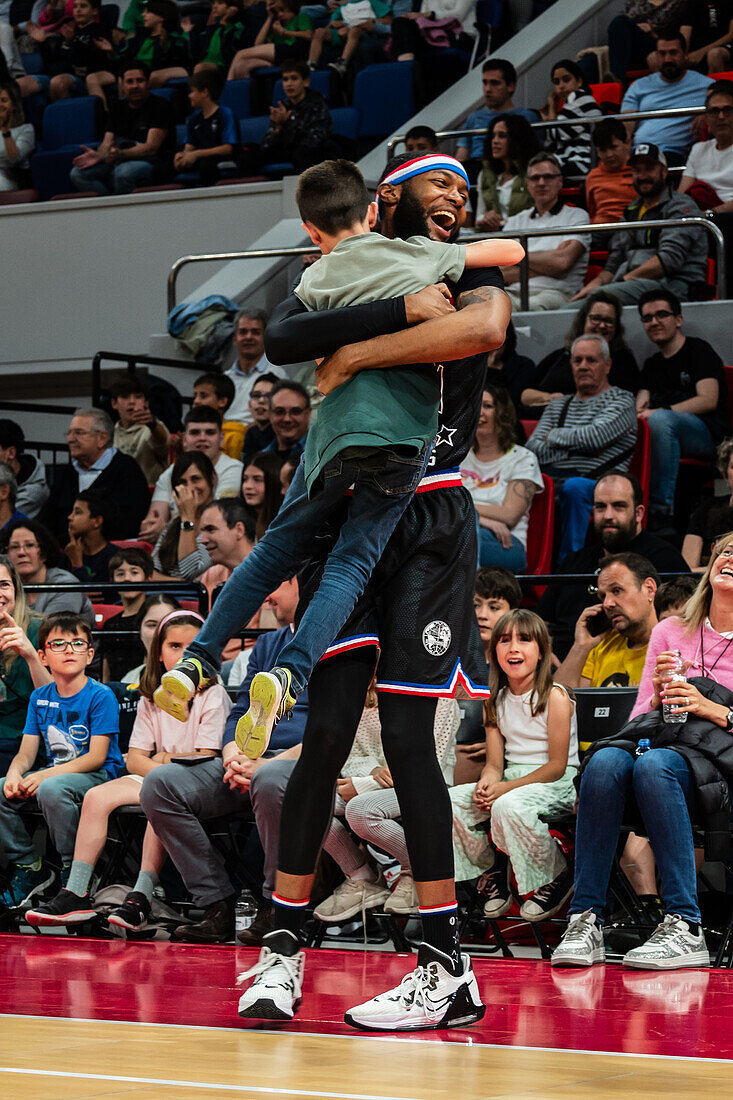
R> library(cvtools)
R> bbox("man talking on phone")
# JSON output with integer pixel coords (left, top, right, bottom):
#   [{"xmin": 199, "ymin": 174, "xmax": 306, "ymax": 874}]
[{"xmin": 554, "ymin": 552, "xmax": 660, "ymax": 689}]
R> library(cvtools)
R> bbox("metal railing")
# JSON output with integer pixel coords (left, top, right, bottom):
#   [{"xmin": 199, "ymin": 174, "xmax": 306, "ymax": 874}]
[
  {"xmin": 386, "ymin": 103, "xmax": 707, "ymax": 158},
  {"xmin": 167, "ymin": 217, "xmax": 726, "ymax": 315},
  {"xmin": 24, "ymin": 580, "xmax": 209, "ymax": 619},
  {"xmin": 91, "ymin": 350, "xmax": 219, "ymax": 409}
]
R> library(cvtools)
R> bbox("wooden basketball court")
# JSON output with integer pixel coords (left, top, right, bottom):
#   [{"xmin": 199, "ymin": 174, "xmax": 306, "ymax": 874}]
[{"xmin": 0, "ymin": 934, "xmax": 731, "ymax": 1099}]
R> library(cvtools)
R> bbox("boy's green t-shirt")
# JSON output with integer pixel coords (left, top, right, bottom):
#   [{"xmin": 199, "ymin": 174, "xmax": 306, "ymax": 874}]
[
  {"xmin": 328, "ymin": 0, "xmax": 390, "ymax": 41},
  {"xmin": 270, "ymin": 12, "xmax": 313, "ymax": 44},
  {"xmin": 295, "ymin": 234, "xmax": 466, "ymax": 495}
]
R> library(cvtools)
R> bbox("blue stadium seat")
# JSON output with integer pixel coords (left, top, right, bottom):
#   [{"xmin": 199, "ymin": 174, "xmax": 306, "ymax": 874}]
[
  {"xmin": 330, "ymin": 106, "xmax": 359, "ymax": 141},
  {"xmin": 21, "ymin": 52, "xmax": 44, "ymax": 76},
  {"xmin": 240, "ymin": 115, "xmax": 270, "ymax": 145},
  {"xmin": 99, "ymin": 3, "xmax": 119, "ymax": 27},
  {"xmin": 41, "ymin": 96, "xmax": 98, "ymax": 151},
  {"xmin": 31, "ymin": 150, "xmax": 79, "ymax": 201},
  {"xmin": 353, "ymin": 62, "xmax": 415, "ymax": 140},
  {"xmin": 220, "ymin": 79, "xmax": 251, "ymax": 120},
  {"xmin": 272, "ymin": 70, "xmax": 331, "ymax": 106},
  {"xmin": 176, "ymin": 123, "xmax": 188, "ymax": 147}
]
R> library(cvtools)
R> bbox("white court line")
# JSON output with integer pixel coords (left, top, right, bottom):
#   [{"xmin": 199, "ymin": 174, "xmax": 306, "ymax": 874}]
[
  {"xmin": 0, "ymin": 1066, "xmax": 422, "ymax": 1099},
  {"xmin": 1, "ymin": 1011, "xmax": 732, "ymax": 1065}
]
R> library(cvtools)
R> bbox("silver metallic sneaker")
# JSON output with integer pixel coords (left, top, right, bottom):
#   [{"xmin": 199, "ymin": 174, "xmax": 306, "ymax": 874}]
[
  {"xmin": 622, "ymin": 914, "xmax": 710, "ymax": 971},
  {"xmin": 551, "ymin": 910, "xmax": 606, "ymax": 968}
]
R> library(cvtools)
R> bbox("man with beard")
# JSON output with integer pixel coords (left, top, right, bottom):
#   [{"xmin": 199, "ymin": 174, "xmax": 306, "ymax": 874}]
[
  {"xmin": 621, "ymin": 33, "xmax": 712, "ymax": 164},
  {"xmin": 555, "ymin": 552, "xmax": 659, "ymax": 689},
  {"xmin": 574, "ymin": 143, "xmax": 707, "ymax": 305},
  {"xmin": 231, "ymin": 152, "xmax": 511, "ymax": 1030},
  {"xmin": 538, "ymin": 470, "xmax": 688, "ymax": 660}
]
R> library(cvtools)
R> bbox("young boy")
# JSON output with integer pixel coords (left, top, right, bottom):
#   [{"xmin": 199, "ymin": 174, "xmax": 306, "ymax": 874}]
[
  {"xmin": 111, "ymin": 375, "xmax": 171, "ymax": 485},
  {"xmin": 241, "ymin": 372, "xmax": 279, "ymax": 461},
  {"xmin": 308, "ymin": 0, "xmax": 391, "ymax": 77},
  {"xmin": 64, "ymin": 489, "xmax": 117, "ymax": 585},
  {"xmin": 102, "ymin": 548, "xmax": 155, "ymax": 681},
  {"xmin": 0, "ymin": 612, "xmax": 124, "ymax": 907},
  {"xmin": 157, "ymin": 156, "xmax": 522, "ymax": 756},
  {"xmin": 174, "ymin": 69, "xmax": 239, "ymax": 187},
  {"xmin": 186, "ymin": 0, "xmax": 248, "ymax": 77},
  {"xmin": 28, "ymin": 0, "xmax": 115, "ymax": 104},
  {"xmin": 193, "ymin": 371, "xmax": 243, "ymax": 459},
  {"xmin": 586, "ymin": 118, "xmax": 635, "ymax": 226}
]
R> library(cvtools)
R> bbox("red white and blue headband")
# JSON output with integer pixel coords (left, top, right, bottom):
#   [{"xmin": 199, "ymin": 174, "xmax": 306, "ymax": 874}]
[{"xmin": 379, "ymin": 154, "xmax": 470, "ymax": 191}]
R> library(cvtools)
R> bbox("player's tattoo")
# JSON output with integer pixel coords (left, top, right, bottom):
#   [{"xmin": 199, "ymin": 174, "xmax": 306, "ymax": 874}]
[{"xmin": 456, "ymin": 285, "xmax": 507, "ymax": 309}]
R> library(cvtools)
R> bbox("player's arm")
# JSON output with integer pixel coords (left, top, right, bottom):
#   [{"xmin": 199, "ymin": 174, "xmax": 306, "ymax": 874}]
[
  {"xmin": 464, "ymin": 239, "xmax": 524, "ymax": 269},
  {"xmin": 315, "ymin": 279, "xmax": 511, "ymax": 396},
  {"xmin": 265, "ymin": 287, "xmax": 453, "ymax": 365}
]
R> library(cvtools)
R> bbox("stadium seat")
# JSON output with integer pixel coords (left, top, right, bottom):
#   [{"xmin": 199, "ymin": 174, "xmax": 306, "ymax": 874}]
[
  {"xmin": 220, "ymin": 79, "xmax": 252, "ymax": 119},
  {"xmin": 110, "ymin": 539, "xmax": 154, "ymax": 554},
  {"xmin": 272, "ymin": 71, "xmax": 331, "ymax": 106},
  {"xmin": 50, "ymin": 191, "xmax": 98, "ymax": 200},
  {"xmin": 31, "ymin": 150, "xmax": 80, "ymax": 201},
  {"xmin": 240, "ymin": 116, "xmax": 271, "ymax": 145},
  {"xmin": 629, "ymin": 417, "xmax": 650, "ymax": 524},
  {"xmin": 521, "ymin": 419, "xmax": 538, "ymax": 437},
  {"xmin": 353, "ymin": 62, "xmax": 415, "ymax": 140},
  {"xmin": 709, "ymin": 71, "xmax": 733, "ymax": 81},
  {"xmin": 331, "ymin": 106, "xmax": 360, "ymax": 142},
  {"xmin": 526, "ymin": 474, "xmax": 555, "ymax": 577},
  {"xmin": 590, "ymin": 82, "xmax": 622, "ymax": 108},
  {"xmin": 41, "ymin": 96, "xmax": 99, "ymax": 151},
  {"xmin": 0, "ymin": 189, "xmax": 38, "ymax": 204},
  {"xmin": 93, "ymin": 603, "xmax": 122, "ymax": 627},
  {"xmin": 21, "ymin": 52, "xmax": 44, "ymax": 76}
]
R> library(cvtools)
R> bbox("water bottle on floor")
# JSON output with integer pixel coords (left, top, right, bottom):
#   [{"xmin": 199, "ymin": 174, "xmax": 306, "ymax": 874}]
[
  {"xmin": 235, "ymin": 892, "xmax": 258, "ymax": 934},
  {"xmin": 635, "ymin": 738, "xmax": 651, "ymax": 757},
  {"xmin": 663, "ymin": 649, "xmax": 688, "ymax": 725}
]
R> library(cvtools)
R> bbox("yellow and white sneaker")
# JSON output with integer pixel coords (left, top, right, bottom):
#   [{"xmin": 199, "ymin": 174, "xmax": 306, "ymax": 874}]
[
  {"xmin": 235, "ymin": 666, "xmax": 296, "ymax": 759},
  {"xmin": 154, "ymin": 658, "xmax": 213, "ymax": 723}
]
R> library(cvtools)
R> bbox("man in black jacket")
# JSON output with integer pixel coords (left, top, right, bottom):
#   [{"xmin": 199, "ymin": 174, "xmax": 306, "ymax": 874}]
[
  {"xmin": 538, "ymin": 469, "xmax": 688, "ymax": 659},
  {"xmin": 42, "ymin": 407, "xmax": 150, "ymax": 541}
]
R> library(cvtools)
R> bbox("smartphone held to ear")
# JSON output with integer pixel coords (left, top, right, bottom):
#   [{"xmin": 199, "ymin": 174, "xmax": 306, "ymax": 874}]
[{"xmin": 587, "ymin": 609, "xmax": 611, "ymax": 637}]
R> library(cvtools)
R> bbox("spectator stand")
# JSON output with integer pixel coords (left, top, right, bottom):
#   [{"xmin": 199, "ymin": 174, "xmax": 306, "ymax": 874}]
[{"xmin": 91, "ymin": 350, "xmax": 221, "ymax": 426}]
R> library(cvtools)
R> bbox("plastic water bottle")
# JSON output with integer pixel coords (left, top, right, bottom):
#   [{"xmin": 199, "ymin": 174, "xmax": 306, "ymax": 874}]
[
  {"xmin": 635, "ymin": 738, "xmax": 651, "ymax": 757},
  {"xmin": 663, "ymin": 650, "xmax": 688, "ymax": 725},
  {"xmin": 234, "ymin": 892, "xmax": 258, "ymax": 934}
]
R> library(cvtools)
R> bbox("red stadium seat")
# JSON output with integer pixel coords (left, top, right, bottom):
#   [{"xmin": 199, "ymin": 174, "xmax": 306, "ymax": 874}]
[
  {"xmin": 709, "ymin": 71, "xmax": 733, "ymax": 81},
  {"xmin": 526, "ymin": 474, "xmax": 555, "ymax": 576},
  {"xmin": 0, "ymin": 188, "xmax": 38, "ymax": 204},
  {"xmin": 629, "ymin": 417, "xmax": 651, "ymax": 525},
  {"xmin": 590, "ymin": 82, "xmax": 622, "ymax": 108},
  {"xmin": 725, "ymin": 366, "xmax": 733, "ymax": 423},
  {"xmin": 110, "ymin": 539, "xmax": 154, "ymax": 555},
  {"xmin": 93, "ymin": 603, "xmax": 122, "ymax": 627},
  {"xmin": 521, "ymin": 419, "xmax": 538, "ymax": 437}
]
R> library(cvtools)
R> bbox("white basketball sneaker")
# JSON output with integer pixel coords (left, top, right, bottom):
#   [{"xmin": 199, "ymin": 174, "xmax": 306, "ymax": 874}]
[
  {"xmin": 236, "ymin": 931, "xmax": 305, "ymax": 1020},
  {"xmin": 344, "ymin": 943, "xmax": 485, "ymax": 1032}
]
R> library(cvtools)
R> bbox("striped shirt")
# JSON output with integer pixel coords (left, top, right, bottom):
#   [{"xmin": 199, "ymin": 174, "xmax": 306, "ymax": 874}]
[
  {"xmin": 525, "ymin": 386, "xmax": 637, "ymax": 478},
  {"xmin": 545, "ymin": 91, "xmax": 602, "ymax": 176}
]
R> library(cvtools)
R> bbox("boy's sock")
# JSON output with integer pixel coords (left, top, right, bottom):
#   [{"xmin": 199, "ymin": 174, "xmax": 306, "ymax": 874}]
[
  {"xmin": 271, "ymin": 892, "xmax": 309, "ymax": 942},
  {"xmin": 132, "ymin": 869, "xmax": 159, "ymax": 904},
  {"xmin": 418, "ymin": 900, "xmax": 462, "ymax": 976},
  {"xmin": 65, "ymin": 860, "xmax": 94, "ymax": 898}
]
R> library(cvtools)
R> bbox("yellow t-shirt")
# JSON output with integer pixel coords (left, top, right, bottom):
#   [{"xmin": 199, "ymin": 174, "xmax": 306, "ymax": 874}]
[{"xmin": 582, "ymin": 632, "xmax": 648, "ymax": 688}]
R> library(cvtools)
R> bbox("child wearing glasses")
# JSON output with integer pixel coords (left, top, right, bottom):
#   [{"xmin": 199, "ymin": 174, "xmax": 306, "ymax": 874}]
[
  {"xmin": 26, "ymin": 610, "xmax": 229, "ymax": 930},
  {"xmin": 0, "ymin": 611, "xmax": 124, "ymax": 908}
]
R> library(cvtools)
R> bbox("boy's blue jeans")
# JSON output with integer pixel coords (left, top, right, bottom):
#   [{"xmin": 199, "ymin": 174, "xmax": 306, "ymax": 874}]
[
  {"xmin": 570, "ymin": 747, "xmax": 701, "ymax": 923},
  {"xmin": 0, "ymin": 770, "xmax": 109, "ymax": 864},
  {"xmin": 187, "ymin": 444, "xmax": 432, "ymax": 696}
]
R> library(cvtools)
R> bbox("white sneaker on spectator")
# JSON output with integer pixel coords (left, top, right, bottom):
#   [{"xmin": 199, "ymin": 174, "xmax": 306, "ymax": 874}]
[
  {"xmin": 384, "ymin": 872, "xmax": 419, "ymax": 916},
  {"xmin": 237, "ymin": 931, "xmax": 305, "ymax": 1020},
  {"xmin": 551, "ymin": 910, "xmax": 606, "ymax": 968},
  {"xmin": 313, "ymin": 876, "xmax": 389, "ymax": 922},
  {"xmin": 622, "ymin": 914, "xmax": 710, "ymax": 970},
  {"xmin": 344, "ymin": 944, "xmax": 485, "ymax": 1032}
]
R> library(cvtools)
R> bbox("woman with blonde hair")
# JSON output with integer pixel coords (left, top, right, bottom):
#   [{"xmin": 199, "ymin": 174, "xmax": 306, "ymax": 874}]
[
  {"xmin": 553, "ymin": 536, "xmax": 733, "ymax": 971},
  {"xmin": 0, "ymin": 554, "xmax": 51, "ymax": 773}
]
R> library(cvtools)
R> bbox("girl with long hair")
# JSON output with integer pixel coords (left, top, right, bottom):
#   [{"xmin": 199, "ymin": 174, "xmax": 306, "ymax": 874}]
[
  {"xmin": 27, "ymin": 610, "xmax": 231, "ymax": 930},
  {"xmin": 450, "ymin": 609, "xmax": 579, "ymax": 921},
  {"xmin": 542, "ymin": 58, "xmax": 601, "ymax": 178},
  {"xmin": 241, "ymin": 452, "xmax": 284, "ymax": 541},
  {"xmin": 476, "ymin": 113, "xmax": 539, "ymax": 231}
]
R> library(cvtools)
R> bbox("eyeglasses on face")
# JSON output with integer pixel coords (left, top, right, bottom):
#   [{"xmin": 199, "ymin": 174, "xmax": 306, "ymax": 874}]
[
  {"xmin": 640, "ymin": 309, "xmax": 674, "ymax": 324},
  {"xmin": 587, "ymin": 314, "xmax": 615, "ymax": 327},
  {"xmin": 45, "ymin": 638, "xmax": 90, "ymax": 653},
  {"xmin": 705, "ymin": 105, "xmax": 733, "ymax": 118}
]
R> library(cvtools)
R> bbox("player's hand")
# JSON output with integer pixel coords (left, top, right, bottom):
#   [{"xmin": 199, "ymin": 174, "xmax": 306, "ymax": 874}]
[
  {"xmin": 404, "ymin": 283, "xmax": 455, "ymax": 324},
  {"xmin": 315, "ymin": 347, "xmax": 354, "ymax": 395}
]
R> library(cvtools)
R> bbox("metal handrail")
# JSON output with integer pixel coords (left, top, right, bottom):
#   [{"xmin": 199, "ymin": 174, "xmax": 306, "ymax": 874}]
[
  {"xmin": 386, "ymin": 103, "xmax": 706, "ymax": 158},
  {"xmin": 91, "ymin": 350, "xmax": 219, "ymax": 409},
  {"xmin": 167, "ymin": 216, "xmax": 726, "ymax": 314},
  {"xmin": 24, "ymin": 580, "xmax": 209, "ymax": 618}
]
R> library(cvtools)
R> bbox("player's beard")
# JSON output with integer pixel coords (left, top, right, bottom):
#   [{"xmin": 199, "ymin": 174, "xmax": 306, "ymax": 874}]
[{"xmin": 391, "ymin": 188, "xmax": 432, "ymax": 240}]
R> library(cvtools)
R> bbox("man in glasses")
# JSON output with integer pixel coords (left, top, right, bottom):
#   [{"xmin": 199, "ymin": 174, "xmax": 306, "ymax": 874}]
[
  {"xmin": 575, "ymin": 142, "xmax": 707, "ymax": 304},
  {"xmin": 263, "ymin": 380, "xmax": 311, "ymax": 464},
  {"xmin": 502, "ymin": 152, "xmax": 588, "ymax": 311},
  {"xmin": 636, "ymin": 288, "xmax": 729, "ymax": 532}
]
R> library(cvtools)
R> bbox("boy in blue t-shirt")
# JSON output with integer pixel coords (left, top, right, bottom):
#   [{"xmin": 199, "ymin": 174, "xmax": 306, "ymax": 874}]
[
  {"xmin": 174, "ymin": 69, "xmax": 239, "ymax": 187},
  {"xmin": 0, "ymin": 611, "xmax": 123, "ymax": 907}
]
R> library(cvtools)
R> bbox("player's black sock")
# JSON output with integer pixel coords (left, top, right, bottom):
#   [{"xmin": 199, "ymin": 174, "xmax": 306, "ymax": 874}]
[
  {"xmin": 418, "ymin": 902, "xmax": 462, "ymax": 975},
  {"xmin": 270, "ymin": 893, "xmax": 308, "ymax": 942}
]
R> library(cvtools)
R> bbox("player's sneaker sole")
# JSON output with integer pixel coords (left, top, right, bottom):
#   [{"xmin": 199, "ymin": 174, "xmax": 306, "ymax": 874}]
[
  {"xmin": 155, "ymin": 673, "xmax": 195, "ymax": 723},
  {"xmin": 235, "ymin": 671, "xmax": 289, "ymax": 759},
  {"xmin": 344, "ymin": 987, "xmax": 486, "ymax": 1032},
  {"xmin": 237, "ymin": 996, "xmax": 298, "ymax": 1021},
  {"xmin": 26, "ymin": 906, "xmax": 96, "ymax": 926}
]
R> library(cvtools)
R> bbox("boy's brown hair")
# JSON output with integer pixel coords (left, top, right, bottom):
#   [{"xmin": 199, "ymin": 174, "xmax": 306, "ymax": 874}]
[
  {"xmin": 38, "ymin": 611, "xmax": 93, "ymax": 649},
  {"xmin": 296, "ymin": 159, "xmax": 370, "ymax": 235}
]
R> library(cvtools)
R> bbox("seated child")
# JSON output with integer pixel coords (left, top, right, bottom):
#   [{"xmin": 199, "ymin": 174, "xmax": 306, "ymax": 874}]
[
  {"xmin": 227, "ymin": 0, "xmax": 313, "ymax": 80},
  {"xmin": 174, "ymin": 69, "xmax": 239, "ymax": 188},
  {"xmin": 0, "ymin": 611, "xmax": 125, "ymax": 907},
  {"xmin": 28, "ymin": 0, "xmax": 115, "ymax": 103},
  {"xmin": 26, "ymin": 610, "xmax": 230, "ymax": 928},
  {"xmin": 450, "ymin": 609, "xmax": 579, "ymax": 922},
  {"xmin": 63, "ymin": 489, "xmax": 117, "ymax": 586},
  {"xmin": 111, "ymin": 375, "xmax": 171, "ymax": 485},
  {"xmin": 117, "ymin": 0, "xmax": 191, "ymax": 90},
  {"xmin": 184, "ymin": 0, "xmax": 248, "ymax": 76},
  {"xmin": 193, "ymin": 371, "xmax": 244, "ymax": 459},
  {"xmin": 156, "ymin": 155, "xmax": 523, "ymax": 760},
  {"xmin": 102, "ymin": 547, "xmax": 156, "ymax": 682},
  {"xmin": 307, "ymin": 0, "xmax": 391, "ymax": 77},
  {"xmin": 586, "ymin": 119, "xmax": 635, "ymax": 228}
]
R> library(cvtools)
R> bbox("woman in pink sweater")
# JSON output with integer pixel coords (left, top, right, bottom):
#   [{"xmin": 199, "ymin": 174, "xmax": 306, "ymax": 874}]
[{"xmin": 552, "ymin": 531, "xmax": 733, "ymax": 972}]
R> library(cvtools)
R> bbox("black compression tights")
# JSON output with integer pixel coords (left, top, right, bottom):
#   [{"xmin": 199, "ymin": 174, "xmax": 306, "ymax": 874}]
[
  {"xmin": 278, "ymin": 648, "xmax": 377, "ymax": 877},
  {"xmin": 278, "ymin": 651, "xmax": 455, "ymax": 885}
]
